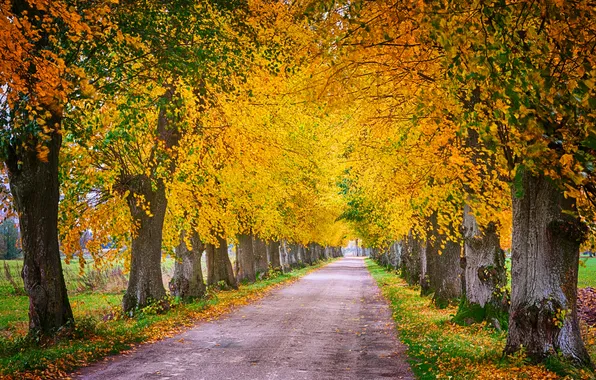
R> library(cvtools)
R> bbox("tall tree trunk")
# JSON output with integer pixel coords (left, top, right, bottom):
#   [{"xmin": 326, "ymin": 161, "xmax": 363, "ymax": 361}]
[
  {"xmin": 390, "ymin": 242, "xmax": 403, "ymax": 269},
  {"xmin": 424, "ymin": 214, "xmax": 463, "ymax": 307},
  {"xmin": 122, "ymin": 177, "xmax": 168, "ymax": 313},
  {"xmin": 6, "ymin": 124, "xmax": 73, "ymax": 336},
  {"xmin": 371, "ymin": 247, "xmax": 380, "ymax": 262},
  {"xmin": 314, "ymin": 244, "xmax": 321, "ymax": 261},
  {"xmin": 280, "ymin": 240, "xmax": 290, "ymax": 272},
  {"xmin": 317, "ymin": 244, "xmax": 325, "ymax": 261},
  {"xmin": 426, "ymin": 235, "xmax": 462, "ymax": 308},
  {"xmin": 287, "ymin": 243, "xmax": 298, "ymax": 267},
  {"xmin": 504, "ymin": 171, "xmax": 590, "ymax": 365},
  {"xmin": 268, "ymin": 241, "xmax": 281, "ymax": 270},
  {"xmin": 303, "ymin": 244, "xmax": 313, "ymax": 265},
  {"xmin": 169, "ymin": 231, "xmax": 206, "ymax": 299},
  {"xmin": 419, "ymin": 240, "xmax": 431, "ymax": 295},
  {"xmin": 206, "ymin": 237, "xmax": 237, "ymax": 289},
  {"xmin": 401, "ymin": 231, "xmax": 422, "ymax": 286},
  {"xmin": 121, "ymin": 86, "xmax": 179, "ymax": 313},
  {"xmin": 295, "ymin": 244, "xmax": 304, "ymax": 266},
  {"xmin": 253, "ymin": 236, "xmax": 268, "ymax": 277},
  {"xmin": 455, "ymin": 204, "xmax": 508, "ymax": 327},
  {"xmin": 236, "ymin": 234, "xmax": 256, "ymax": 283},
  {"xmin": 382, "ymin": 246, "xmax": 392, "ymax": 268}
]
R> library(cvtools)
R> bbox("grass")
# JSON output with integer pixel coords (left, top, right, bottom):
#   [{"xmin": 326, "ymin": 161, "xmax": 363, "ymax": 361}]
[
  {"xmin": 502, "ymin": 256, "xmax": 596, "ymax": 290},
  {"xmin": 579, "ymin": 257, "xmax": 596, "ymax": 289},
  {"xmin": 365, "ymin": 258, "xmax": 596, "ymax": 380},
  {"xmin": 0, "ymin": 257, "xmax": 169, "ymax": 340},
  {"xmin": 0, "ymin": 259, "xmax": 336, "ymax": 379},
  {"xmin": 0, "ymin": 258, "xmax": 176, "ymax": 296}
]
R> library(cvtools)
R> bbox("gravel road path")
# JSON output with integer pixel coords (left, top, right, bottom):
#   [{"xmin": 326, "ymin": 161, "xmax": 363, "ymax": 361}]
[{"xmin": 74, "ymin": 257, "xmax": 413, "ymax": 380}]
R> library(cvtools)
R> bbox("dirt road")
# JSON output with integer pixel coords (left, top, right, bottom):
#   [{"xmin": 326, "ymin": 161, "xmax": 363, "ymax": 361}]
[{"xmin": 75, "ymin": 257, "xmax": 413, "ymax": 379}]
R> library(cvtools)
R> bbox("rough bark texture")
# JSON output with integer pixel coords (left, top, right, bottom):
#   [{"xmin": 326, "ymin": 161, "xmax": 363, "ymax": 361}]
[
  {"xmin": 310, "ymin": 244, "xmax": 318, "ymax": 262},
  {"xmin": 288, "ymin": 243, "xmax": 303, "ymax": 267},
  {"xmin": 505, "ymin": 171, "xmax": 590, "ymax": 365},
  {"xmin": 280, "ymin": 240, "xmax": 291, "ymax": 272},
  {"xmin": 236, "ymin": 234, "xmax": 256, "ymax": 283},
  {"xmin": 253, "ymin": 236, "xmax": 269, "ymax": 277},
  {"xmin": 377, "ymin": 244, "xmax": 401, "ymax": 269},
  {"xmin": 6, "ymin": 122, "xmax": 73, "ymax": 335},
  {"xmin": 287, "ymin": 243, "xmax": 298, "ymax": 267},
  {"xmin": 303, "ymin": 245, "xmax": 313, "ymax": 265},
  {"xmin": 122, "ymin": 177, "xmax": 168, "ymax": 312},
  {"xmin": 426, "ymin": 237, "xmax": 462, "ymax": 308},
  {"xmin": 401, "ymin": 232, "xmax": 422, "ymax": 286},
  {"xmin": 169, "ymin": 231, "xmax": 206, "ymax": 299},
  {"xmin": 316, "ymin": 244, "xmax": 326, "ymax": 261},
  {"xmin": 324, "ymin": 246, "xmax": 332, "ymax": 260},
  {"xmin": 371, "ymin": 248, "xmax": 380, "ymax": 262},
  {"xmin": 425, "ymin": 214, "xmax": 463, "ymax": 308},
  {"xmin": 390, "ymin": 242, "xmax": 403, "ymax": 269},
  {"xmin": 455, "ymin": 204, "xmax": 508, "ymax": 326},
  {"xmin": 419, "ymin": 240, "xmax": 431, "ymax": 296},
  {"xmin": 268, "ymin": 241, "xmax": 281, "ymax": 270},
  {"xmin": 206, "ymin": 237, "xmax": 237, "ymax": 289}
]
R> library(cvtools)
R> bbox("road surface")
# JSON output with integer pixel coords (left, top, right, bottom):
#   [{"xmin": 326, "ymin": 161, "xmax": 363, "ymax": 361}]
[{"xmin": 75, "ymin": 257, "xmax": 413, "ymax": 380}]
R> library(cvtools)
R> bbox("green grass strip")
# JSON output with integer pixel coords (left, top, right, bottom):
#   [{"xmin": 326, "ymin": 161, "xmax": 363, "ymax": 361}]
[{"xmin": 365, "ymin": 258, "xmax": 595, "ymax": 380}]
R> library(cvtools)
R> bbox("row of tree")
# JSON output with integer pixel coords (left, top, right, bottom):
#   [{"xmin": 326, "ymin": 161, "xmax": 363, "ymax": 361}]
[
  {"xmin": 2, "ymin": 0, "xmax": 595, "ymax": 370},
  {"xmin": 0, "ymin": 0, "xmax": 350, "ymax": 339},
  {"xmin": 169, "ymin": 232, "xmax": 343, "ymax": 300},
  {"xmin": 329, "ymin": 0, "xmax": 596, "ymax": 367}
]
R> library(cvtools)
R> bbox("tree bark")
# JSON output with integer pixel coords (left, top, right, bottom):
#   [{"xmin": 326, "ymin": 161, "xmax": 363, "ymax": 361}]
[
  {"xmin": 401, "ymin": 231, "xmax": 422, "ymax": 286},
  {"xmin": 390, "ymin": 242, "xmax": 403, "ymax": 269},
  {"xmin": 455, "ymin": 204, "xmax": 508, "ymax": 326},
  {"xmin": 303, "ymin": 244, "xmax": 313, "ymax": 265},
  {"xmin": 324, "ymin": 246, "xmax": 331, "ymax": 260},
  {"xmin": 426, "ymin": 235, "xmax": 462, "ymax": 308},
  {"xmin": 206, "ymin": 237, "xmax": 237, "ymax": 289},
  {"xmin": 504, "ymin": 171, "xmax": 590, "ymax": 365},
  {"xmin": 280, "ymin": 240, "xmax": 291, "ymax": 272},
  {"xmin": 419, "ymin": 240, "xmax": 431, "ymax": 295},
  {"xmin": 317, "ymin": 244, "xmax": 325, "ymax": 261},
  {"xmin": 122, "ymin": 176, "xmax": 168, "ymax": 313},
  {"xmin": 424, "ymin": 213, "xmax": 463, "ymax": 307},
  {"xmin": 268, "ymin": 241, "xmax": 281, "ymax": 270},
  {"xmin": 6, "ymin": 122, "xmax": 74, "ymax": 336},
  {"xmin": 169, "ymin": 231, "xmax": 206, "ymax": 299},
  {"xmin": 236, "ymin": 234, "xmax": 256, "ymax": 283},
  {"xmin": 253, "ymin": 236, "xmax": 268, "ymax": 278},
  {"xmin": 371, "ymin": 247, "xmax": 380, "ymax": 262},
  {"xmin": 296, "ymin": 245, "xmax": 304, "ymax": 265},
  {"xmin": 287, "ymin": 243, "xmax": 297, "ymax": 267}
]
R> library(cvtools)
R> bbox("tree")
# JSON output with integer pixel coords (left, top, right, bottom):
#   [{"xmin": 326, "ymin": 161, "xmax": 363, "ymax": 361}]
[
  {"xmin": 236, "ymin": 234, "xmax": 257, "ymax": 283},
  {"xmin": 0, "ymin": 0, "xmax": 119, "ymax": 336},
  {"xmin": 206, "ymin": 237, "xmax": 237, "ymax": 289},
  {"xmin": 169, "ymin": 231, "xmax": 206, "ymax": 299},
  {"xmin": 59, "ymin": 0, "xmax": 261, "ymax": 312},
  {"xmin": 422, "ymin": 0, "xmax": 596, "ymax": 364},
  {"xmin": 0, "ymin": 218, "xmax": 21, "ymax": 260}
]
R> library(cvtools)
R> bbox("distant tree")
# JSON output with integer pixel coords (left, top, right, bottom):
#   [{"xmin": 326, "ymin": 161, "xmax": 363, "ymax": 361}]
[{"xmin": 0, "ymin": 219, "xmax": 21, "ymax": 260}]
